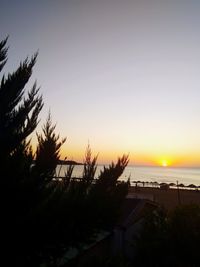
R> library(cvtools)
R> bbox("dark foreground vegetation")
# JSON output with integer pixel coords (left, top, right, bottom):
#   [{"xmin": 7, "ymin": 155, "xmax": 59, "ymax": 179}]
[
  {"xmin": 133, "ymin": 204, "xmax": 200, "ymax": 267},
  {"xmin": 0, "ymin": 38, "xmax": 129, "ymax": 266},
  {"xmin": 90, "ymin": 204, "xmax": 200, "ymax": 267}
]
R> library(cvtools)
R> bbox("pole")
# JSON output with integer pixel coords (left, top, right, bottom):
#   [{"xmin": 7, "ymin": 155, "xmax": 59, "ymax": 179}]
[{"xmin": 177, "ymin": 180, "xmax": 181, "ymax": 205}]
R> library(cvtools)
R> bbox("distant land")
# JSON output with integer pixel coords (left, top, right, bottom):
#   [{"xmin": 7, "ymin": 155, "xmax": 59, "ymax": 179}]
[{"xmin": 58, "ymin": 160, "xmax": 83, "ymax": 165}]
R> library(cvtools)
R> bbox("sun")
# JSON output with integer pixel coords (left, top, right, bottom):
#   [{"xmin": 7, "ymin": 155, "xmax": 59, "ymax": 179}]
[
  {"xmin": 159, "ymin": 159, "xmax": 170, "ymax": 167},
  {"xmin": 162, "ymin": 160, "xmax": 167, "ymax": 167}
]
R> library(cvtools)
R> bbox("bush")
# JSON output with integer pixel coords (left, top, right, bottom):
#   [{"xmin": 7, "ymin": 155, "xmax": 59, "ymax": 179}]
[
  {"xmin": 0, "ymin": 38, "xmax": 130, "ymax": 266},
  {"xmin": 134, "ymin": 204, "xmax": 200, "ymax": 267}
]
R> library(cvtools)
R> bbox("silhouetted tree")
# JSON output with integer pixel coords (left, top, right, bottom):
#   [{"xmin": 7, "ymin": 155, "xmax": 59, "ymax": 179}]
[
  {"xmin": 0, "ymin": 37, "xmax": 43, "ymax": 183},
  {"xmin": 63, "ymin": 164, "xmax": 74, "ymax": 187},
  {"xmin": 34, "ymin": 113, "xmax": 66, "ymax": 183},
  {"xmin": 43, "ymin": 152, "xmax": 130, "ymax": 259},
  {"xmin": 82, "ymin": 143, "xmax": 98, "ymax": 185},
  {"xmin": 24, "ymin": 115, "xmax": 67, "ymax": 266},
  {"xmin": 0, "ymin": 37, "xmax": 8, "ymax": 71},
  {"xmin": 97, "ymin": 155, "xmax": 129, "ymax": 189},
  {"xmin": 90, "ymin": 155, "xmax": 129, "ymax": 228},
  {"xmin": 0, "ymin": 37, "xmax": 130, "ymax": 267},
  {"xmin": 0, "ymin": 37, "xmax": 44, "ymax": 267}
]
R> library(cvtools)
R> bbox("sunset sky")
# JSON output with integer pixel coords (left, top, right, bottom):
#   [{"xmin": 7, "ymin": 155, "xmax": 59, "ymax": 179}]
[{"xmin": 1, "ymin": 0, "xmax": 200, "ymax": 166}]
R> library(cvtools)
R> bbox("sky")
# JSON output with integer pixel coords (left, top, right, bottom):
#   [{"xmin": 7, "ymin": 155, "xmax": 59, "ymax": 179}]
[{"xmin": 1, "ymin": 0, "xmax": 200, "ymax": 166}]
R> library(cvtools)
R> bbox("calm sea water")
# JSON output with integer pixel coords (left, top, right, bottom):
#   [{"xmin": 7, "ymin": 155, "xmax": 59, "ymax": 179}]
[{"xmin": 56, "ymin": 165, "xmax": 200, "ymax": 186}]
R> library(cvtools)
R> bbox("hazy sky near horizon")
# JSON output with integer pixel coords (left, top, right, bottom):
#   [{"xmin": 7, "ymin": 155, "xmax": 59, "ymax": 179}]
[{"xmin": 1, "ymin": 0, "xmax": 200, "ymax": 166}]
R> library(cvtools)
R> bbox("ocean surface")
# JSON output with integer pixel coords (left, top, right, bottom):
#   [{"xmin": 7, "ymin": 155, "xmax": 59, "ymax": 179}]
[{"xmin": 56, "ymin": 165, "xmax": 200, "ymax": 186}]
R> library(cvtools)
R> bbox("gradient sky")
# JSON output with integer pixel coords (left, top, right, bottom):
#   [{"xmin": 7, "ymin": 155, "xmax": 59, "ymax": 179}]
[{"xmin": 1, "ymin": 0, "xmax": 200, "ymax": 166}]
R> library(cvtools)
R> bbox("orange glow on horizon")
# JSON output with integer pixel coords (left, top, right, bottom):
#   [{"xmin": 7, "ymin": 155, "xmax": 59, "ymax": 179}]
[
  {"xmin": 59, "ymin": 147, "xmax": 200, "ymax": 167},
  {"xmin": 31, "ymin": 138, "xmax": 200, "ymax": 167}
]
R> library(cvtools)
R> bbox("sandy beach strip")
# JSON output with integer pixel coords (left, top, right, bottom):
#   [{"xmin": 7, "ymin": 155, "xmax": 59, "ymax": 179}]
[{"xmin": 128, "ymin": 186, "xmax": 200, "ymax": 210}]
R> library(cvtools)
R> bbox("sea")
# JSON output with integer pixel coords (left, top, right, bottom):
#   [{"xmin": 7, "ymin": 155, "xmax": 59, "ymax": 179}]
[{"xmin": 56, "ymin": 165, "xmax": 200, "ymax": 187}]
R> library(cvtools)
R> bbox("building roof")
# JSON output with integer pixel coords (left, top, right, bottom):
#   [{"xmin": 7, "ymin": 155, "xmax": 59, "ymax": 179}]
[{"xmin": 117, "ymin": 198, "xmax": 158, "ymax": 229}]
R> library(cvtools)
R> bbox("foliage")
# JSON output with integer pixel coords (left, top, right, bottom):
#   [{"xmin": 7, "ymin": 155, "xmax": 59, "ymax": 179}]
[
  {"xmin": 0, "ymin": 39, "xmax": 43, "ymax": 205},
  {"xmin": 133, "ymin": 204, "xmax": 200, "ymax": 267},
  {"xmin": 0, "ymin": 37, "xmax": 130, "ymax": 266},
  {"xmin": 34, "ymin": 112, "xmax": 66, "ymax": 182},
  {"xmin": 0, "ymin": 53, "xmax": 43, "ymax": 165},
  {"xmin": 82, "ymin": 143, "xmax": 98, "ymax": 185},
  {"xmin": 0, "ymin": 38, "xmax": 56, "ymax": 266},
  {"xmin": 90, "ymin": 155, "xmax": 129, "ymax": 228},
  {"xmin": 34, "ymin": 150, "xmax": 130, "ymax": 265},
  {"xmin": 0, "ymin": 37, "xmax": 8, "ymax": 71}
]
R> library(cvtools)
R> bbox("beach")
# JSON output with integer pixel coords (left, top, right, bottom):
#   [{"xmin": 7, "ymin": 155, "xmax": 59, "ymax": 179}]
[{"xmin": 128, "ymin": 186, "xmax": 200, "ymax": 210}]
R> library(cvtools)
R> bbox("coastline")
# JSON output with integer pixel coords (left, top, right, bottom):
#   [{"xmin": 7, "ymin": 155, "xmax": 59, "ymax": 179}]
[{"xmin": 128, "ymin": 186, "xmax": 200, "ymax": 210}]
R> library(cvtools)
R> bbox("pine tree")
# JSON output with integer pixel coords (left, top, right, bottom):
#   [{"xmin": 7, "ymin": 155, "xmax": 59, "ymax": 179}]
[
  {"xmin": 0, "ymin": 37, "xmax": 130, "ymax": 266},
  {"xmin": 0, "ymin": 37, "xmax": 8, "ymax": 71},
  {"xmin": 34, "ymin": 113, "xmax": 66, "ymax": 183},
  {"xmin": 0, "ymin": 37, "xmax": 43, "ymax": 266},
  {"xmin": 0, "ymin": 38, "xmax": 43, "ymax": 178}
]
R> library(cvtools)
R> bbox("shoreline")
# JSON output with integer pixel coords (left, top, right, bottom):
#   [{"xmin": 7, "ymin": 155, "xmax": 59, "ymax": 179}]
[{"xmin": 128, "ymin": 186, "xmax": 200, "ymax": 210}]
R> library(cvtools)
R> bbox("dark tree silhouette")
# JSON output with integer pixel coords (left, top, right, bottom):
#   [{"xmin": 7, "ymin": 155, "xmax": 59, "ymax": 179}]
[
  {"xmin": 34, "ymin": 113, "xmax": 66, "ymax": 183},
  {"xmin": 0, "ymin": 38, "xmax": 43, "ymax": 181},
  {"xmin": 82, "ymin": 143, "xmax": 98, "ymax": 185},
  {"xmin": 0, "ymin": 37, "xmax": 130, "ymax": 267},
  {"xmin": 97, "ymin": 155, "xmax": 129, "ymax": 189},
  {"xmin": 90, "ymin": 155, "xmax": 130, "ymax": 228},
  {"xmin": 0, "ymin": 37, "xmax": 43, "ymax": 267},
  {"xmin": 0, "ymin": 37, "xmax": 8, "ymax": 71}
]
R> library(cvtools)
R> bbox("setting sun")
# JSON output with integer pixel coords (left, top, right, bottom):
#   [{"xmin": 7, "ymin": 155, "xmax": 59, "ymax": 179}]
[{"xmin": 160, "ymin": 159, "xmax": 170, "ymax": 167}]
